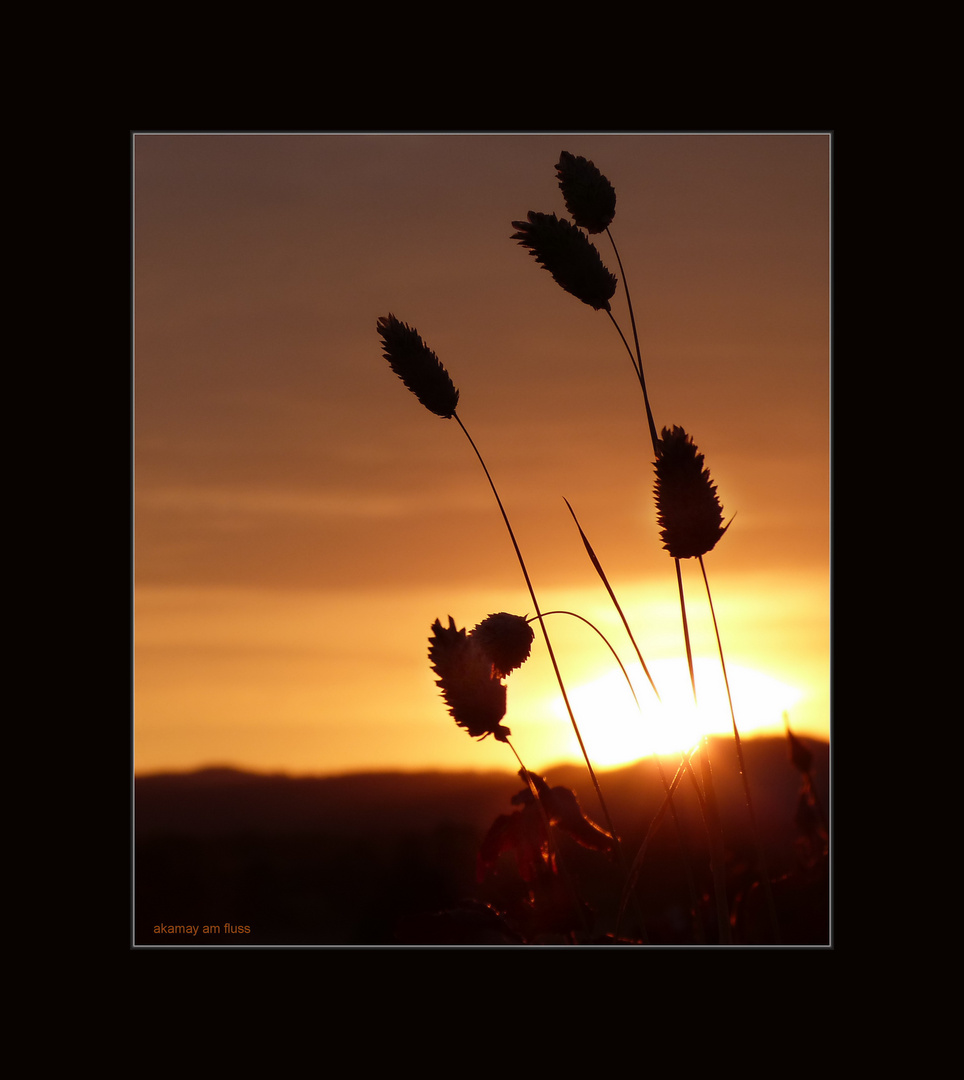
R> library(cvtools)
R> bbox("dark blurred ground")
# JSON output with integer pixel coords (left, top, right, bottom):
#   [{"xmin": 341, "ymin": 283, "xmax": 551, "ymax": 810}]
[{"xmin": 133, "ymin": 735, "xmax": 829, "ymax": 947}]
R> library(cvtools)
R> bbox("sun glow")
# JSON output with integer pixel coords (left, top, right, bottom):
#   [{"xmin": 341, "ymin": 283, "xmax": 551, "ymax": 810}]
[{"xmin": 551, "ymin": 658, "xmax": 803, "ymax": 767}]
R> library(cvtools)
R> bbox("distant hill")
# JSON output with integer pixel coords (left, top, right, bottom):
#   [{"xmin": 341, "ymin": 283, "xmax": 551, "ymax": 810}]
[
  {"xmin": 133, "ymin": 735, "xmax": 829, "ymax": 947},
  {"xmin": 135, "ymin": 766, "xmax": 520, "ymax": 838}
]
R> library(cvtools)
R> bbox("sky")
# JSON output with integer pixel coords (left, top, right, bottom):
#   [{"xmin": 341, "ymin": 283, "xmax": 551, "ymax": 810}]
[{"xmin": 133, "ymin": 132, "xmax": 830, "ymax": 778}]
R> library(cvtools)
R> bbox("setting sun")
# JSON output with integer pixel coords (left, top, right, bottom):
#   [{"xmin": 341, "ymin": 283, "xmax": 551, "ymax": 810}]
[{"xmin": 551, "ymin": 658, "xmax": 803, "ymax": 766}]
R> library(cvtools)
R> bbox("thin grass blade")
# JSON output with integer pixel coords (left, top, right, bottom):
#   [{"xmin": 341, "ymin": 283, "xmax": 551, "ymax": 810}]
[{"xmin": 563, "ymin": 498, "xmax": 660, "ymax": 702}]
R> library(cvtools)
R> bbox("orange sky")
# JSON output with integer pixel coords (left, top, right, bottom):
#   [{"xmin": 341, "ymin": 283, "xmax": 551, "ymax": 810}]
[{"xmin": 134, "ymin": 132, "xmax": 830, "ymax": 777}]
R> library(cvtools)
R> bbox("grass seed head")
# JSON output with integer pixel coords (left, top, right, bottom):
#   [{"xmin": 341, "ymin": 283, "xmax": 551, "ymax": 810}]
[
  {"xmin": 428, "ymin": 617, "xmax": 510, "ymax": 742},
  {"xmin": 470, "ymin": 612, "xmax": 535, "ymax": 679},
  {"xmin": 376, "ymin": 314, "xmax": 459, "ymax": 418},
  {"xmin": 556, "ymin": 150, "xmax": 616, "ymax": 234},
  {"xmin": 653, "ymin": 426, "xmax": 727, "ymax": 559},
  {"xmin": 510, "ymin": 211, "xmax": 617, "ymax": 311}
]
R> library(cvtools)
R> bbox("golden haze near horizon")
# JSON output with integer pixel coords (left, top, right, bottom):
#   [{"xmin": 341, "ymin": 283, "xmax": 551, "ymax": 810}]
[{"xmin": 134, "ymin": 132, "xmax": 830, "ymax": 778}]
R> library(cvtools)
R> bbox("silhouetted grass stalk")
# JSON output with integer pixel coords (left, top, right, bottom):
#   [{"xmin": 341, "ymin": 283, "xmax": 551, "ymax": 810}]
[
  {"xmin": 604, "ymin": 229, "xmax": 660, "ymax": 457},
  {"xmin": 591, "ymin": 170, "xmax": 762, "ymax": 941},
  {"xmin": 376, "ymin": 311, "xmax": 621, "ymax": 862},
  {"xmin": 562, "ymin": 498, "xmax": 704, "ymax": 934},
  {"xmin": 700, "ymin": 555, "xmax": 780, "ymax": 941},
  {"xmin": 453, "ymin": 414, "xmax": 621, "ymax": 849},
  {"xmin": 597, "ymin": 229, "xmax": 731, "ymax": 906},
  {"xmin": 514, "ymin": 150, "xmax": 738, "ymax": 938},
  {"xmin": 617, "ymin": 754, "xmax": 692, "ymax": 934},
  {"xmin": 674, "ymin": 556, "xmax": 732, "ymax": 942},
  {"xmin": 374, "ymin": 148, "xmax": 823, "ymax": 943},
  {"xmin": 607, "ymin": 178, "xmax": 774, "ymax": 941}
]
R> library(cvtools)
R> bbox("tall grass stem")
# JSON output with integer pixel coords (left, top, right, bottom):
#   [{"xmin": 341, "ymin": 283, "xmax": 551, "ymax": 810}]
[
  {"xmin": 605, "ymin": 229, "xmax": 660, "ymax": 457},
  {"xmin": 675, "ymin": 556, "xmax": 732, "ymax": 943},
  {"xmin": 453, "ymin": 413, "xmax": 621, "ymax": 848},
  {"xmin": 699, "ymin": 555, "xmax": 781, "ymax": 942}
]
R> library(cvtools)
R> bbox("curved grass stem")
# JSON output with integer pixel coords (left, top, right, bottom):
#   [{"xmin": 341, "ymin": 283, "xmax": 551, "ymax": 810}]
[{"xmin": 536, "ymin": 610, "xmax": 641, "ymax": 711}]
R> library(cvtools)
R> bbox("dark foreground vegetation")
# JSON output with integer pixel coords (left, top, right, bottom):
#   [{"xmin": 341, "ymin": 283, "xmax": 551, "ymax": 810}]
[{"xmin": 134, "ymin": 734, "xmax": 829, "ymax": 947}]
